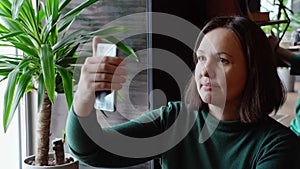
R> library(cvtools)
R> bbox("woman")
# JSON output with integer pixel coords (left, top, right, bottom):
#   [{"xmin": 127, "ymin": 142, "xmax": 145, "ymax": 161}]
[
  {"xmin": 269, "ymin": 31, "xmax": 300, "ymax": 136},
  {"xmin": 66, "ymin": 16, "xmax": 300, "ymax": 168}
]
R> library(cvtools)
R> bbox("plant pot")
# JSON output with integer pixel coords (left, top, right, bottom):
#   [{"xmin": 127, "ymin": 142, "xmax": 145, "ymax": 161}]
[
  {"xmin": 23, "ymin": 153, "xmax": 79, "ymax": 169},
  {"xmin": 277, "ymin": 67, "xmax": 296, "ymax": 92}
]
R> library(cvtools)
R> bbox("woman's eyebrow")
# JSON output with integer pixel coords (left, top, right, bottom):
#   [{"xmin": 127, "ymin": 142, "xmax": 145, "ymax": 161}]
[
  {"xmin": 216, "ymin": 51, "xmax": 233, "ymax": 58},
  {"xmin": 196, "ymin": 49, "xmax": 205, "ymax": 55}
]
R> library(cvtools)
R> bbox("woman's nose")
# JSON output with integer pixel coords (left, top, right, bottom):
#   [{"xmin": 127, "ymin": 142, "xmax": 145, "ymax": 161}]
[
  {"xmin": 200, "ymin": 66, "xmax": 209, "ymax": 77},
  {"xmin": 200, "ymin": 61, "xmax": 215, "ymax": 78}
]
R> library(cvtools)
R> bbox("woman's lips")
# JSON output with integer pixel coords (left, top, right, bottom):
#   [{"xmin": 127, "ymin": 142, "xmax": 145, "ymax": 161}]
[
  {"xmin": 202, "ymin": 83, "xmax": 212, "ymax": 90},
  {"xmin": 201, "ymin": 83, "xmax": 219, "ymax": 91}
]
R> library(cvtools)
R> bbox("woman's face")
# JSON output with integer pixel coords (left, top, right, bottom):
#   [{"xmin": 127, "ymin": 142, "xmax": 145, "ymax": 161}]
[{"xmin": 195, "ymin": 28, "xmax": 247, "ymax": 106}]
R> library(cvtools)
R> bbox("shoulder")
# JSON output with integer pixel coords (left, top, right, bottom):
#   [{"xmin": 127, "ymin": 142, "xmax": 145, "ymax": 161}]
[
  {"xmin": 156, "ymin": 101, "xmax": 184, "ymax": 117},
  {"xmin": 258, "ymin": 117, "xmax": 299, "ymax": 143},
  {"xmin": 162, "ymin": 101, "xmax": 196, "ymax": 119},
  {"xmin": 154, "ymin": 101, "xmax": 198, "ymax": 130},
  {"xmin": 258, "ymin": 117, "xmax": 300, "ymax": 156},
  {"xmin": 165, "ymin": 101, "xmax": 184, "ymax": 113},
  {"xmin": 158, "ymin": 101, "xmax": 184, "ymax": 123},
  {"xmin": 256, "ymin": 117, "xmax": 300, "ymax": 165}
]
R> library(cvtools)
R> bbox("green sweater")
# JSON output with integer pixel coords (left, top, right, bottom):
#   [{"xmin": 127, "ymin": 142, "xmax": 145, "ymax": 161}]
[{"xmin": 66, "ymin": 102, "xmax": 300, "ymax": 169}]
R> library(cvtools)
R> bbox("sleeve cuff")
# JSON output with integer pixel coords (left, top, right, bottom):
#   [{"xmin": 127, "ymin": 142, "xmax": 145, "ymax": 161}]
[{"xmin": 66, "ymin": 107, "xmax": 100, "ymax": 155}]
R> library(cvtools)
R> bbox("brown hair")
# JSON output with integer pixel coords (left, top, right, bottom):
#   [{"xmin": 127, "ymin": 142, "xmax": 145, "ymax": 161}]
[{"xmin": 184, "ymin": 16, "xmax": 285, "ymax": 123}]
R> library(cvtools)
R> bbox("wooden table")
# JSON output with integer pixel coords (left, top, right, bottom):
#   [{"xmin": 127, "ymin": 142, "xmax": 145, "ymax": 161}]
[{"xmin": 271, "ymin": 82, "xmax": 300, "ymax": 127}]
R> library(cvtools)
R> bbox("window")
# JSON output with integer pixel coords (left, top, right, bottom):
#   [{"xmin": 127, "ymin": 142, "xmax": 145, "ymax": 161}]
[
  {"xmin": 0, "ymin": 47, "xmax": 26, "ymax": 169},
  {"xmin": 261, "ymin": 0, "xmax": 292, "ymax": 20}
]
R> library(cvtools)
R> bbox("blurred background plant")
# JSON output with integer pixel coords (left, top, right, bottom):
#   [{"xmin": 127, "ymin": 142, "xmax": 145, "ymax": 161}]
[{"xmin": 260, "ymin": 0, "xmax": 300, "ymax": 38}]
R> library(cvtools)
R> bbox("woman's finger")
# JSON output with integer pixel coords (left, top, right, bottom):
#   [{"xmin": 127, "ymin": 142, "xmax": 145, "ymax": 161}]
[
  {"xmin": 102, "ymin": 56, "xmax": 126, "ymax": 66},
  {"xmin": 85, "ymin": 56, "xmax": 126, "ymax": 66},
  {"xmin": 83, "ymin": 63, "xmax": 127, "ymax": 75},
  {"xmin": 93, "ymin": 36, "xmax": 102, "ymax": 57},
  {"xmin": 93, "ymin": 82, "xmax": 123, "ymax": 91},
  {"xmin": 269, "ymin": 30, "xmax": 275, "ymax": 37},
  {"xmin": 87, "ymin": 73, "xmax": 126, "ymax": 83}
]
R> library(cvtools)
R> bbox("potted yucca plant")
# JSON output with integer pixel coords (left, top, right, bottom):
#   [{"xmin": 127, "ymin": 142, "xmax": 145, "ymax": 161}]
[{"xmin": 0, "ymin": 0, "xmax": 137, "ymax": 168}]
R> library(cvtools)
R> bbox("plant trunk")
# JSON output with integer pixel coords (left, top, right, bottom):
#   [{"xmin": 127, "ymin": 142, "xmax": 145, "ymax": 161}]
[
  {"xmin": 53, "ymin": 138, "xmax": 65, "ymax": 165},
  {"xmin": 35, "ymin": 92, "xmax": 51, "ymax": 166}
]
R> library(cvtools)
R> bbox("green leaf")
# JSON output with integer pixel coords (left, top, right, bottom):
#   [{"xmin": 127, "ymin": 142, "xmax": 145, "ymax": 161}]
[
  {"xmin": 0, "ymin": 31, "xmax": 23, "ymax": 40},
  {"xmin": 11, "ymin": 0, "xmax": 24, "ymax": 19},
  {"xmin": 58, "ymin": 0, "xmax": 98, "ymax": 32},
  {"xmin": 0, "ymin": 23, "xmax": 9, "ymax": 32},
  {"xmin": 116, "ymin": 91, "xmax": 123, "ymax": 101},
  {"xmin": 56, "ymin": 43, "xmax": 79, "ymax": 61},
  {"xmin": 57, "ymin": 57, "xmax": 77, "ymax": 68},
  {"xmin": 52, "ymin": 0, "xmax": 59, "ymax": 23},
  {"xmin": 0, "ymin": 76, "xmax": 7, "ymax": 83},
  {"xmin": 0, "ymin": 59, "xmax": 22, "ymax": 65},
  {"xmin": 0, "ymin": 14, "xmax": 24, "ymax": 32},
  {"xmin": 100, "ymin": 110, "xmax": 108, "ymax": 118},
  {"xmin": 0, "ymin": 55, "xmax": 22, "ymax": 78},
  {"xmin": 17, "ymin": 0, "xmax": 39, "ymax": 40},
  {"xmin": 0, "ymin": 69, "xmax": 13, "ymax": 77},
  {"xmin": 103, "ymin": 36, "xmax": 139, "ymax": 62},
  {"xmin": 37, "ymin": 74, "xmax": 45, "ymax": 112},
  {"xmin": 3, "ymin": 69, "xmax": 19, "ymax": 132},
  {"xmin": 8, "ymin": 69, "xmax": 33, "ymax": 128},
  {"xmin": 52, "ymin": 30, "xmax": 82, "ymax": 52},
  {"xmin": 57, "ymin": 14, "xmax": 75, "ymax": 33},
  {"xmin": 0, "ymin": 0, "xmax": 12, "ymax": 17},
  {"xmin": 47, "ymin": 0, "xmax": 59, "ymax": 45},
  {"xmin": 56, "ymin": 65, "xmax": 73, "ymax": 109},
  {"xmin": 40, "ymin": 16, "xmax": 55, "ymax": 43},
  {"xmin": 25, "ymin": 81, "xmax": 34, "ymax": 93},
  {"xmin": 3, "ymin": 58, "xmax": 31, "ymax": 132},
  {"xmin": 61, "ymin": 0, "xmax": 97, "ymax": 20},
  {"xmin": 56, "ymin": 43, "xmax": 79, "ymax": 67},
  {"xmin": 37, "ymin": 6, "xmax": 46, "ymax": 24},
  {"xmin": 58, "ymin": 0, "xmax": 71, "ymax": 12},
  {"xmin": 0, "ymin": 54, "xmax": 22, "ymax": 62},
  {"xmin": 10, "ymin": 41, "xmax": 39, "ymax": 58},
  {"xmin": 40, "ymin": 44, "xmax": 55, "ymax": 103}
]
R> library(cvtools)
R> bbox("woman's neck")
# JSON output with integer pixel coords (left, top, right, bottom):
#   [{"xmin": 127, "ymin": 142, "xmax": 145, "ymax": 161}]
[{"xmin": 208, "ymin": 100, "xmax": 241, "ymax": 121}]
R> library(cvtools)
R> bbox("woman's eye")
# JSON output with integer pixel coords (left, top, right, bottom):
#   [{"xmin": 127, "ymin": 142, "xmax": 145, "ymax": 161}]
[
  {"xmin": 217, "ymin": 57, "xmax": 229, "ymax": 64},
  {"xmin": 198, "ymin": 56, "xmax": 206, "ymax": 62}
]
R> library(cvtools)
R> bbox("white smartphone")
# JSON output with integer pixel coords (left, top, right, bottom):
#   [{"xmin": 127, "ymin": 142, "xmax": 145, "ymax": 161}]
[{"xmin": 94, "ymin": 43, "xmax": 117, "ymax": 112}]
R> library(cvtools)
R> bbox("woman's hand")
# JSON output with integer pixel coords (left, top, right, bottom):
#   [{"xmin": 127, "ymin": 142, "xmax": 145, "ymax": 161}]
[
  {"xmin": 73, "ymin": 36, "xmax": 127, "ymax": 117},
  {"xmin": 267, "ymin": 30, "xmax": 292, "ymax": 65},
  {"xmin": 267, "ymin": 30, "xmax": 279, "ymax": 50}
]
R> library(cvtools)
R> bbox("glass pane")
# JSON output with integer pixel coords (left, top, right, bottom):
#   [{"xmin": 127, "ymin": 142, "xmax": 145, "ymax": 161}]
[{"xmin": 0, "ymin": 47, "xmax": 22, "ymax": 169}]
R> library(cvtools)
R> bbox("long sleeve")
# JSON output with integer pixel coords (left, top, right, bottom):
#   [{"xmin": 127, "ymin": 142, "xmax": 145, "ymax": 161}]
[
  {"xmin": 65, "ymin": 102, "xmax": 183, "ymax": 168},
  {"xmin": 66, "ymin": 108, "xmax": 161, "ymax": 167}
]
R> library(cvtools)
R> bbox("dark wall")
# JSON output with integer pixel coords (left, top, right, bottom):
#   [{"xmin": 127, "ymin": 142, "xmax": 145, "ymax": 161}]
[
  {"xmin": 152, "ymin": 0, "xmax": 206, "ymax": 27},
  {"xmin": 150, "ymin": 0, "xmax": 204, "ymax": 108}
]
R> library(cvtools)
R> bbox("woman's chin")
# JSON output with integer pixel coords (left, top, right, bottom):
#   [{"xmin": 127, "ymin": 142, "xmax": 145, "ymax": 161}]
[
  {"xmin": 201, "ymin": 94, "xmax": 226, "ymax": 106},
  {"xmin": 201, "ymin": 95, "xmax": 212, "ymax": 104}
]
